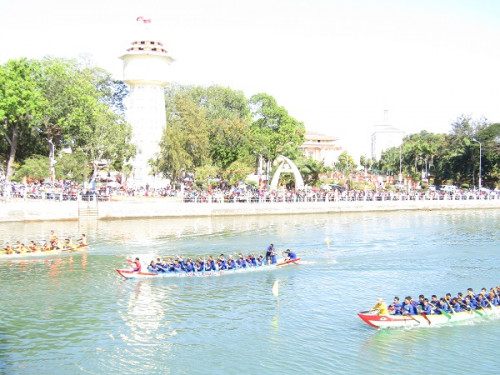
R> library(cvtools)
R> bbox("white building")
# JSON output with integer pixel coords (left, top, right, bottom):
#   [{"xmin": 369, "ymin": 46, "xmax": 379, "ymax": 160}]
[
  {"xmin": 300, "ymin": 131, "xmax": 342, "ymax": 166},
  {"xmin": 121, "ymin": 17, "xmax": 174, "ymax": 188},
  {"xmin": 371, "ymin": 120, "xmax": 405, "ymax": 161}
]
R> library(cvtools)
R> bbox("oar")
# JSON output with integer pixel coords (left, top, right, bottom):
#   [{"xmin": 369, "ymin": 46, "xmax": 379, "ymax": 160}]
[
  {"xmin": 402, "ymin": 311, "xmax": 420, "ymax": 325},
  {"xmin": 458, "ymin": 301, "xmax": 483, "ymax": 316},
  {"xmin": 420, "ymin": 312, "xmax": 431, "ymax": 325},
  {"xmin": 429, "ymin": 303, "xmax": 452, "ymax": 319},
  {"xmin": 443, "ymin": 298, "xmax": 456, "ymax": 314}
]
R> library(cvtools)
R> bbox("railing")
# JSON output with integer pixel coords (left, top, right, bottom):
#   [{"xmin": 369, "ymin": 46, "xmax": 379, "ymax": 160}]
[
  {"xmin": 180, "ymin": 192, "xmax": 500, "ymax": 204},
  {"xmin": 1, "ymin": 191, "xmax": 498, "ymax": 204}
]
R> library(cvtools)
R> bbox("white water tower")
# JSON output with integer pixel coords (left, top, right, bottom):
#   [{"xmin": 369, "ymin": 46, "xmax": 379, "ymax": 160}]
[{"xmin": 121, "ymin": 17, "xmax": 174, "ymax": 188}]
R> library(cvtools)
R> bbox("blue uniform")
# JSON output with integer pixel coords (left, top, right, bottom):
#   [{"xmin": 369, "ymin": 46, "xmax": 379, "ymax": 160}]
[
  {"xmin": 185, "ymin": 263, "xmax": 195, "ymax": 272},
  {"xmin": 421, "ymin": 304, "xmax": 432, "ymax": 314},
  {"xmin": 237, "ymin": 258, "xmax": 246, "ymax": 268},
  {"xmin": 402, "ymin": 303, "xmax": 418, "ymax": 315},
  {"xmin": 228, "ymin": 259, "xmax": 237, "ymax": 269},
  {"xmin": 271, "ymin": 254, "xmax": 277, "ymax": 264}
]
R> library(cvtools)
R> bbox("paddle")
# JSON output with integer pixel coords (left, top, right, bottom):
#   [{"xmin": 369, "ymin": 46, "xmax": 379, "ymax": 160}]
[
  {"xmin": 429, "ymin": 302, "xmax": 452, "ymax": 319},
  {"xmin": 458, "ymin": 301, "xmax": 483, "ymax": 316},
  {"xmin": 420, "ymin": 312, "xmax": 431, "ymax": 325},
  {"xmin": 443, "ymin": 298, "xmax": 456, "ymax": 314},
  {"xmin": 402, "ymin": 311, "xmax": 420, "ymax": 325}
]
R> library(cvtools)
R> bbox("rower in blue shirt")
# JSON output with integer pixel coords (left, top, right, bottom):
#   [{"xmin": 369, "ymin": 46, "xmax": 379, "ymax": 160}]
[
  {"xmin": 236, "ymin": 254, "xmax": 247, "ymax": 268},
  {"xmin": 266, "ymin": 244, "xmax": 274, "ymax": 265},
  {"xmin": 389, "ymin": 297, "xmax": 403, "ymax": 315},
  {"xmin": 450, "ymin": 298, "xmax": 462, "ymax": 312},
  {"xmin": 227, "ymin": 256, "xmax": 236, "ymax": 269},
  {"xmin": 147, "ymin": 260, "xmax": 159, "ymax": 273},
  {"xmin": 284, "ymin": 249, "xmax": 297, "ymax": 260},
  {"xmin": 402, "ymin": 296, "xmax": 418, "ymax": 315},
  {"xmin": 421, "ymin": 298, "xmax": 432, "ymax": 315},
  {"xmin": 257, "ymin": 255, "xmax": 264, "ymax": 266},
  {"xmin": 185, "ymin": 260, "xmax": 195, "ymax": 273}
]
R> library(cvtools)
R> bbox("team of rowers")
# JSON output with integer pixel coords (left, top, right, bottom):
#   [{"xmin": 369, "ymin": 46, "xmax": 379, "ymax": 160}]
[
  {"xmin": 370, "ymin": 286, "xmax": 500, "ymax": 316},
  {"xmin": 1, "ymin": 231, "xmax": 88, "ymax": 255},
  {"xmin": 129, "ymin": 244, "xmax": 298, "ymax": 273}
]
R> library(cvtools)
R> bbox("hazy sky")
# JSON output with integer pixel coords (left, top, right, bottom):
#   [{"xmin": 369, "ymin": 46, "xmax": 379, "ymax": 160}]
[{"xmin": 1, "ymin": 0, "xmax": 499, "ymax": 159}]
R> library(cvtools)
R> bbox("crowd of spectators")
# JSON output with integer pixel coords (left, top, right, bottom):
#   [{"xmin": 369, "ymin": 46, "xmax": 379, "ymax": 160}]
[{"xmin": 1, "ymin": 177, "xmax": 498, "ymax": 204}]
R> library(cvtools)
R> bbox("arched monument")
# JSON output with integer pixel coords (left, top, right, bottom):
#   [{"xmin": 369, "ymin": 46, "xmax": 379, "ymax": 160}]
[
  {"xmin": 121, "ymin": 17, "xmax": 174, "ymax": 188},
  {"xmin": 270, "ymin": 155, "xmax": 305, "ymax": 190}
]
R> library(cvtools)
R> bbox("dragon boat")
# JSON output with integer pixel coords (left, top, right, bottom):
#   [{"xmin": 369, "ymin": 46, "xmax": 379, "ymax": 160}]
[
  {"xmin": 0, "ymin": 244, "xmax": 89, "ymax": 260},
  {"xmin": 358, "ymin": 306, "xmax": 500, "ymax": 329},
  {"xmin": 116, "ymin": 257, "xmax": 301, "ymax": 280}
]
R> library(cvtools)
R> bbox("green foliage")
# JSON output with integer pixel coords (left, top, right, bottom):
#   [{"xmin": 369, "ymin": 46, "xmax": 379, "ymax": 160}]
[
  {"xmin": 249, "ymin": 93, "xmax": 305, "ymax": 162},
  {"xmin": 12, "ymin": 155, "xmax": 49, "ymax": 181},
  {"xmin": 222, "ymin": 159, "xmax": 254, "ymax": 186},
  {"xmin": 194, "ymin": 164, "xmax": 219, "ymax": 189},
  {"xmin": 55, "ymin": 151, "xmax": 90, "ymax": 182},
  {"xmin": 336, "ymin": 151, "xmax": 358, "ymax": 172},
  {"xmin": 298, "ymin": 157, "xmax": 328, "ymax": 185}
]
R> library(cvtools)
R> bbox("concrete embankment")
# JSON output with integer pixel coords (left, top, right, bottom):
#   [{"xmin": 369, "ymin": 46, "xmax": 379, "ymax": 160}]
[{"xmin": 0, "ymin": 198, "xmax": 499, "ymax": 222}]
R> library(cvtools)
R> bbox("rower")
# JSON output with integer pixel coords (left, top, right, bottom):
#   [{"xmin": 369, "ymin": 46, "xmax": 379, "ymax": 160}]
[
  {"xmin": 49, "ymin": 230, "xmax": 58, "ymax": 247},
  {"xmin": 236, "ymin": 253, "xmax": 246, "ymax": 268},
  {"xmin": 388, "ymin": 297, "xmax": 402, "ymax": 315},
  {"xmin": 284, "ymin": 249, "xmax": 297, "ymax": 261},
  {"xmin": 218, "ymin": 255, "xmax": 227, "ymax": 270},
  {"xmin": 265, "ymin": 244, "xmax": 274, "ymax": 265},
  {"xmin": 131, "ymin": 257, "xmax": 141, "ymax": 272},
  {"xmin": 79, "ymin": 234, "xmax": 88, "ymax": 245},
  {"xmin": 227, "ymin": 256, "xmax": 237, "ymax": 269},
  {"xmin": 257, "ymin": 255, "xmax": 264, "ymax": 266},
  {"xmin": 421, "ymin": 298, "xmax": 432, "ymax": 315},
  {"xmin": 270, "ymin": 249, "xmax": 277, "ymax": 265},
  {"xmin": 370, "ymin": 298, "xmax": 389, "ymax": 316},
  {"xmin": 147, "ymin": 260, "xmax": 159, "ymax": 273},
  {"xmin": 156, "ymin": 258, "xmax": 167, "ymax": 273},
  {"xmin": 450, "ymin": 298, "xmax": 462, "ymax": 312},
  {"xmin": 402, "ymin": 296, "xmax": 418, "ymax": 315},
  {"xmin": 206, "ymin": 256, "xmax": 216, "ymax": 271},
  {"xmin": 4, "ymin": 243, "xmax": 13, "ymax": 255},
  {"xmin": 65, "ymin": 237, "xmax": 75, "ymax": 249},
  {"xmin": 29, "ymin": 241, "xmax": 38, "ymax": 252},
  {"xmin": 185, "ymin": 259, "xmax": 195, "ymax": 273},
  {"xmin": 42, "ymin": 241, "xmax": 51, "ymax": 251}
]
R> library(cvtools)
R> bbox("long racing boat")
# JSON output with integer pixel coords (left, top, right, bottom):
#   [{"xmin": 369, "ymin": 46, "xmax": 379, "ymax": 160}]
[
  {"xmin": 358, "ymin": 306, "xmax": 500, "ymax": 329},
  {"xmin": 0, "ymin": 244, "xmax": 89, "ymax": 260},
  {"xmin": 116, "ymin": 257, "xmax": 301, "ymax": 279}
]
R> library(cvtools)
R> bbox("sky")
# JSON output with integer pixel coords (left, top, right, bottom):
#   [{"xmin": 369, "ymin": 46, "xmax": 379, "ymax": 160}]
[{"xmin": 1, "ymin": 0, "xmax": 499, "ymax": 160}]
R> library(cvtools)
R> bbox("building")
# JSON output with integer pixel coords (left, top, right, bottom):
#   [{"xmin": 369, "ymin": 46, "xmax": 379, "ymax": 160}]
[
  {"xmin": 300, "ymin": 131, "xmax": 342, "ymax": 166},
  {"xmin": 120, "ymin": 17, "xmax": 174, "ymax": 188},
  {"xmin": 370, "ymin": 112, "xmax": 405, "ymax": 160}
]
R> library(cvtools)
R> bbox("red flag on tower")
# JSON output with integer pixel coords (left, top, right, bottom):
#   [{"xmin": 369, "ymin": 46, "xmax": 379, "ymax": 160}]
[{"xmin": 136, "ymin": 16, "xmax": 152, "ymax": 23}]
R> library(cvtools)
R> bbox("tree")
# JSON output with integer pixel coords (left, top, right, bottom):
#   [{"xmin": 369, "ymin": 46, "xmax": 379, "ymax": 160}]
[
  {"xmin": 249, "ymin": 93, "xmax": 305, "ymax": 164},
  {"xmin": 0, "ymin": 58, "xmax": 43, "ymax": 181},
  {"xmin": 78, "ymin": 106, "xmax": 134, "ymax": 183},
  {"xmin": 12, "ymin": 155, "xmax": 49, "ymax": 181},
  {"xmin": 158, "ymin": 95, "xmax": 210, "ymax": 181},
  {"xmin": 299, "ymin": 157, "xmax": 328, "ymax": 186},
  {"xmin": 336, "ymin": 151, "xmax": 358, "ymax": 174}
]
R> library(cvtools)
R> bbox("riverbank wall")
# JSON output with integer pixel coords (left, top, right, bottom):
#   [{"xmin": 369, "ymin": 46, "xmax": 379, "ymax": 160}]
[{"xmin": 1, "ymin": 198, "xmax": 499, "ymax": 222}]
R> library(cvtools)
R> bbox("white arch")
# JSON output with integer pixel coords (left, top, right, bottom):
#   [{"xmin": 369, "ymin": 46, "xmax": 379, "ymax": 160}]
[{"xmin": 270, "ymin": 155, "xmax": 304, "ymax": 190}]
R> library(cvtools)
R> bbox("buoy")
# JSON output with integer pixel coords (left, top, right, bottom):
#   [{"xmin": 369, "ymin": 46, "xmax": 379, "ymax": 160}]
[{"xmin": 272, "ymin": 280, "xmax": 279, "ymax": 297}]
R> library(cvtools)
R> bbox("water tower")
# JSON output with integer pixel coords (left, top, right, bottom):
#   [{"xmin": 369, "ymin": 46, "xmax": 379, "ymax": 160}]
[{"xmin": 121, "ymin": 17, "xmax": 174, "ymax": 188}]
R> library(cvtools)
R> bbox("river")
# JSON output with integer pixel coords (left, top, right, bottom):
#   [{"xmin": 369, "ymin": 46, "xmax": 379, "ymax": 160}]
[{"xmin": 1, "ymin": 209, "xmax": 499, "ymax": 374}]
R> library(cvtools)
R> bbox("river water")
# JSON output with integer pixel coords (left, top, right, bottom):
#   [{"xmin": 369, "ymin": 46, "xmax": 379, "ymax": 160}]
[{"xmin": 0, "ymin": 209, "xmax": 499, "ymax": 375}]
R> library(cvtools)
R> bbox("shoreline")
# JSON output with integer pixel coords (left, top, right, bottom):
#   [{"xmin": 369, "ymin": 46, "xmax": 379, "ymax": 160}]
[{"xmin": 1, "ymin": 198, "xmax": 499, "ymax": 222}]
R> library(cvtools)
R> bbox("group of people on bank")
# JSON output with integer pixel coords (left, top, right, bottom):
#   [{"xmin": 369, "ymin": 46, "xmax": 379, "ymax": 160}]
[
  {"xmin": 130, "ymin": 244, "xmax": 298, "ymax": 273},
  {"xmin": 371, "ymin": 287, "xmax": 500, "ymax": 316},
  {"xmin": 1, "ymin": 231, "xmax": 87, "ymax": 255}
]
